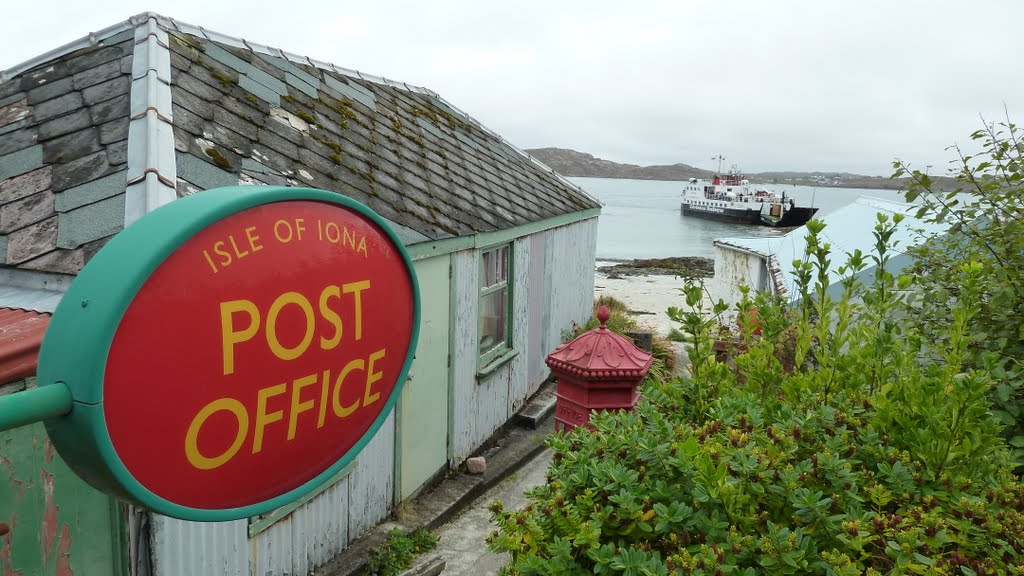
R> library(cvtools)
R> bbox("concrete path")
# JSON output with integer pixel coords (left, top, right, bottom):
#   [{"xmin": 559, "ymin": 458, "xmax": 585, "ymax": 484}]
[{"xmin": 423, "ymin": 449, "xmax": 552, "ymax": 575}]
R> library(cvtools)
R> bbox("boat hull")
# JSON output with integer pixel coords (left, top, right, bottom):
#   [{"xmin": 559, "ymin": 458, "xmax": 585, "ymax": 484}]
[{"xmin": 680, "ymin": 203, "xmax": 762, "ymax": 224}]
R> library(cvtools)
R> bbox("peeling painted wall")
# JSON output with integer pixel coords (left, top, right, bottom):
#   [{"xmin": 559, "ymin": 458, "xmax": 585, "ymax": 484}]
[
  {"xmin": 0, "ymin": 379, "xmax": 127, "ymax": 576},
  {"xmin": 712, "ymin": 245, "xmax": 768, "ymax": 314},
  {"xmin": 452, "ymin": 218, "xmax": 597, "ymax": 461}
]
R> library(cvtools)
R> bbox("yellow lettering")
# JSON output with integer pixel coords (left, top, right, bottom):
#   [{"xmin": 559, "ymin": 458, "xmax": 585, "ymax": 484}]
[
  {"xmin": 288, "ymin": 374, "xmax": 318, "ymax": 440},
  {"xmin": 266, "ymin": 292, "xmax": 315, "ymax": 361},
  {"xmin": 246, "ymin": 226, "xmax": 263, "ymax": 253},
  {"xmin": 326, "ymin": 221, "xmax": 340, "ymax": 244},
  {"xmin": 332, "ymin": 359, "xmax": 364, "ymax": 418},
  {"xmin": 274, "ymin": 219, "xmax": 293, "ymax": 243},
  {"xmin": 202, "ymin": 249, "xmax": 219, "ymax": 273},
  {"xmin": 357, "ymin": 237, "xmax": 367, "ymax": 257},
  {"xmin": 343, "ymin": 227, "xmax": 355, "ymax": 249},
  {"xmin": 318, "ymin": 285, "xmax": 342, "ymax": 350},
  {"xmin": 220, "ymin": 299, "xmax": 260, "ymax": 375},
  {"xmin": 317, "ymin": 369, "xmax": 331, "ymax": 428},
  {"xmin": 295, "ymin": 218, "xmax": 306, "ymax": 240},
  {"xmin": 228, "ymin": 234, "xmax": 249, "ymax": 259},
  {"xmin": 185, "ymin": 398, "xmax": 248, "ymax": 470},
  {"xmin": 253, "ymin": 383, "xmax": 287, "ymax": 453},
  {"xmin": 213, "ymin": 240, "xmax": 232, "ymax": 267},
  {"xmin": 363, "ymin": 348, "xmax": 386, "ymax": 407},
  {"xmin": 342, "ymin": 280, "xmax": 371, "ymax": 340}
]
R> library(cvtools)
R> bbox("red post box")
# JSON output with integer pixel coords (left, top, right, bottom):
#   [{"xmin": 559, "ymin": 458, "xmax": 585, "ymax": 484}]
[{"xmin": 545, "ymin": 306, "xmax": 653, "ymax": 432}]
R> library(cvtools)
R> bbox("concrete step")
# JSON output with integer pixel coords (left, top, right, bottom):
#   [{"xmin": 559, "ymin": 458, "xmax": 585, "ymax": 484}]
[{"xmin": 513, "ymin": 380, "xmax": 556, "ymax": 429}]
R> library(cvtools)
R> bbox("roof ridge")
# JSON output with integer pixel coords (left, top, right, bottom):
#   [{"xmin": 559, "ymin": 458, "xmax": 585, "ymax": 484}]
[{"xmin": 0, "ymin": 12, "xmax": 152, "ymax": 83}]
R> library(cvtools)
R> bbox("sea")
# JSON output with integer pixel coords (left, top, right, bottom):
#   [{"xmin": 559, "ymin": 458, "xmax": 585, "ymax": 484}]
[{"xmin": 567, "ymin": 177, "xmax": 908, "ymax": 260}]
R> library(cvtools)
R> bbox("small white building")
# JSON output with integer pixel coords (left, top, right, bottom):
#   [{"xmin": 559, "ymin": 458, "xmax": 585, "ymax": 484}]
[{"xmin": 713, "ymin": 196, "xmax": 950, "ymax": 307}]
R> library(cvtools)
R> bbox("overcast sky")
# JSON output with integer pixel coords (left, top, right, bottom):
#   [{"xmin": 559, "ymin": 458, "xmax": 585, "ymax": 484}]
[{"xmin": 3, "ymin": 1, "xmax": 1021, "ymax": 175}]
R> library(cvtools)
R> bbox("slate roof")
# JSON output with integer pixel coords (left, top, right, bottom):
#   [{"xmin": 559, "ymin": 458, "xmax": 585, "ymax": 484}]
[
  {"xmin": 714, "ymin": 196, "xmax": 950, "ymax": 299},
  {"xmin": 0, "ymin": 13, "xmax": 600, "ymax": 276}
]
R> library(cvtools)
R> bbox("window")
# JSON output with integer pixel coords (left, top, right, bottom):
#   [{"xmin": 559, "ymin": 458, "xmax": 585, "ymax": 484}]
[{"xmin": 479, "ymin": 244, "xmax": 512, "ymax": 368}]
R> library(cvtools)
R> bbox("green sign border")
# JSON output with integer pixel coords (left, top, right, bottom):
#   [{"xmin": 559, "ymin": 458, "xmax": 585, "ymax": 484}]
[{"xmin": 38, "ymin": 186, "xmax": 421, "ymax": 521}]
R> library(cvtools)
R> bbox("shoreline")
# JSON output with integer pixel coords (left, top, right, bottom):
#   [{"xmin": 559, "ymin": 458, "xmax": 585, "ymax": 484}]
[{"xmin": 594, "ymin": 257, "xmax": 717, "ymax": 338}]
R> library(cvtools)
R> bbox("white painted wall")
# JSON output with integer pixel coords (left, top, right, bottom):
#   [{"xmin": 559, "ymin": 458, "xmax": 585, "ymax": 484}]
[{"xmin": 713, "ymin": 245, "xmax": 768, "ymax": 313}]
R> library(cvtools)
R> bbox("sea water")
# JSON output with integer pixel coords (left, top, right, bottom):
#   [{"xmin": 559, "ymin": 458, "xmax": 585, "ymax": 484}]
[{"xmin": 568, "ymin": 177, "xmax": 908, "ymax": 260}]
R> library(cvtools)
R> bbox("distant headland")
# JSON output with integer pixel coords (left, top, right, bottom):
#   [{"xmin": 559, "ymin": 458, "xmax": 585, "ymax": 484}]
[{"xmin": 525, "ymin": 148, "xmax": 949, "ymax": 191}]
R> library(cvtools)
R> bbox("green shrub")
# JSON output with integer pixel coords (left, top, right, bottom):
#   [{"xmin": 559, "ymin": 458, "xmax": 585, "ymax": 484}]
[
  {"xmin": 490, "ymin": 218, "xmax": 1024, "ymax": 574},
  {"xmin": 366, "ymin": 527, "xmax": 438, "ymax": 576}
]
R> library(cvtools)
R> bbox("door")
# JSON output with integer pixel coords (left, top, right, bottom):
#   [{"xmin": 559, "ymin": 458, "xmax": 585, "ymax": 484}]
[{"xmin": 397, "ymin": 255, "xmax": 451, "ymax": 500}]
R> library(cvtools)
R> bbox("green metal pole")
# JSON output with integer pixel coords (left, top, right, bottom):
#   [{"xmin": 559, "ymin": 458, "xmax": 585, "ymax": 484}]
[{"xmin": 0, "ymin": 383, "xmax": 72, "ymax": 432}]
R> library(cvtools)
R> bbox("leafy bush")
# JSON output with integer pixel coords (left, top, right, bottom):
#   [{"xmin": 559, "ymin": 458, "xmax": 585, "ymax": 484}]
[
  {"xmin": 489, "ymin": 218, "xmax": 1024, "ymax": 574},
  {"xmin": 366, "ymin": 527, "xmax": 438, "ymax": 576},
  {"xmin": 894, "ymin": 118, "xmax": 1024, "ymax": 462}
]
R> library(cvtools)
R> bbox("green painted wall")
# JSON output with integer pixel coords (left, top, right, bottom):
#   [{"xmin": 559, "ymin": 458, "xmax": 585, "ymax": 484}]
[
  {"xmin": 396, "ymin": 256, "xmax": 451, "ymax": 500},
  {"xmin": 0, "ymin": 380, "xmax": 126, "ymax": 576}
]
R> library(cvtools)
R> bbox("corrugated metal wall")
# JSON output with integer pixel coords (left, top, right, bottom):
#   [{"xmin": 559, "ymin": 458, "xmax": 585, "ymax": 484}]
[
  {"xmin": 150, "ymin": 415, "xmax": 393, "ymax": 576},
  {"xmin": 452, "ymin": 218, "xmax": 597, "ymax": 461}
]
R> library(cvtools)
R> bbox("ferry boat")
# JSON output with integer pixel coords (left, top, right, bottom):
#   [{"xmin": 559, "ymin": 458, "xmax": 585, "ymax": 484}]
[{"xmin": 680, "ymin": 169, "xmax": 818, "ymax": 227}]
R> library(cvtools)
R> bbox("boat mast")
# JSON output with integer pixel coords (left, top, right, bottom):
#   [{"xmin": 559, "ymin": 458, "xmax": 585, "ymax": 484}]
[{"xmin": 712, "ymin": 154, "xmax": 725, "ymax": 175}]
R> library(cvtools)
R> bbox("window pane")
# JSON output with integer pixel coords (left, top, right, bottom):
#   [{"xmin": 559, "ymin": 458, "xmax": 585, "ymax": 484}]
[
  {"xmin": 482, "ymin": 246, "xmax": 510, "ymax": 289},
  {"xmin": 496, "ymin": 246, "xmax": 508, "ymax": 283},
  {"xmin": 481, "ymin": 251, "xmax": 493, "ymax": 288},
  {"xmin": 479, "ymin": 287, "xmax": 507, "ymax": 353}
]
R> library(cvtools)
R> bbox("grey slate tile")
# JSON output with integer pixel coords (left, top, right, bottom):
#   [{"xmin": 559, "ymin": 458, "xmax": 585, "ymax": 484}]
[
  {"xmin": 255, "ymin": 127, "xmax": 300, "ymax": 159},
  {"xmin": 0, "ymin": 128, "xmax": 38, "ymax": 157},
  {"xmin": 0, "ymin": 166, "xmax": 50, "ymax": 205},
  {"xmin": 51, "ymin": 150, "xmax": 113, "ymax": 192},
  {"xmin": 21, "ymin": 62, "xmax": 69, "ymax": 90},
  {"xmin": 204, "ymin": 122, "xmax": 251, "ymax": 155},
  {"xmin": 33, "ymin": 92, "xmax": 84, "ymax": 123},
  {"xmin": 67, "ymin": 45, "xmax": 125, "ymax": 75},
  {"xmin": 25, "ymin": 77, "xmax": 74, "ymax": 106},
  {"xmin": 260, "ymin": 115, "xmax": 304, "ymax": 146},
  {"xmin": 0, "ymin": 80, "xmax": 22, "ymax": 101},
  {"xmin": 37, "ymin": 109, "xmax": 91, "ymax": 141},
  {"xmin": 55, "ymin": 170, "xmax": 126, "ymax": 212},
  {"xmin": 57, "ymin": 194, "xmax": 125, "ymax": 249},
  {"xmin": 0, "ymin": 190, "xmax": 55, "ymax": 233},
  {"xmin": 0, "ymin": 145, "xmax": 43, "ymax": 181},
  {"xmin": 72, "ymin": 60, "xmax": 123, "ymax": 90},
  {"xmin": 89, "ymin": 94, "xmax": 129, "ymax": 125},
  {"xmin": 82, "ymin": 76, "xmax": 129, "ymax": 106},
  {"xmin": 98, "ymin": 118, "xmax": 129, "ymax": 145},
  {"xmin": 42, "ymin": 127, "xmax": 101, "ymax": 163},
  {"xmin": 0, "ymin": 98, "xmax": 31, "ymax": 128},
  {"xmin": 286, "ymin": 73, "xmax": 319, "ymax": 99},
  {"xmin": 212, "ymin": 106, "xmax": 258, "ymax": 140},
  {"xmin": 323, "ymin": 75, "xmax": 376, "ymax": 111},
  {"xmin": 238, "ymin": 76, "xmax": 281, "ymax": 106},
  {"xmin": 176, "ymin": 152, "xmax": 238, "ymax": 190},
  {"xmin": 7, "ymin": 215, "xmax": 57, "ymax": 264},
  {"xmin": 173, "ymin": 74, "xmax": 222, "ymax": 110},
  {"xmin": 107, "ymin": 140, "xmax": 128, "ymax": 166}
]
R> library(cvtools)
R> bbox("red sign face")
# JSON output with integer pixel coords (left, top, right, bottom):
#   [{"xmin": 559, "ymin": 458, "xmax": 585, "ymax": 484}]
[{"xmin": 102, "ymin": 200, "xmax": 415, "ymax": 510}]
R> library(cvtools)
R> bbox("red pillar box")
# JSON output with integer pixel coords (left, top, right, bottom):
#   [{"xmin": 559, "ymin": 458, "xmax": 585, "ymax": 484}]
[{"xmin": 545, "ymin": 306, "xmax": 653, "ymax": 432}]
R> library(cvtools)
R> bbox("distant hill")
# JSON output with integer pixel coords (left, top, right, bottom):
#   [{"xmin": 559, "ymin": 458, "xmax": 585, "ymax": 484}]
[{"xmin": 525, "ymin": 147, "xmax": 949, "ymax": 191}]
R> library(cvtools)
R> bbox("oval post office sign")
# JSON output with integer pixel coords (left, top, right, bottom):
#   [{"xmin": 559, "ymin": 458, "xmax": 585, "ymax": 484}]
[{"xmin": 37, "ymin": 186, "xmax": 419, "ymax": 521}]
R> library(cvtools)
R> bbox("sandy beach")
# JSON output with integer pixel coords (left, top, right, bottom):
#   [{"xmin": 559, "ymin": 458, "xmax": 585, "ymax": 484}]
[{"xmin": 593, "ymin": 261, "xmax": 718, "ymax": 338}]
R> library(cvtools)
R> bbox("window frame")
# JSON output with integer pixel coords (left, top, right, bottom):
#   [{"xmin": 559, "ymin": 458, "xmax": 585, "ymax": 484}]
[{"xmin": 477, "ymin": 242, "xmax": 515, "ymax": 374}]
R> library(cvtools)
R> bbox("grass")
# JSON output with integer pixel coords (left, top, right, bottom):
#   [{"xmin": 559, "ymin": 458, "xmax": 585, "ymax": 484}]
[{"xmin": 366, "ymin": 527, "xmax": 438, "ymax": 576}]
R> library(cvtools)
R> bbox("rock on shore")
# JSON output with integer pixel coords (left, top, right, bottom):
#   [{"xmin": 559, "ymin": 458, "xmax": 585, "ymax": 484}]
[{"xmin": 597, "ymin": 256, "xmax": 714, "ymax": 279}]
